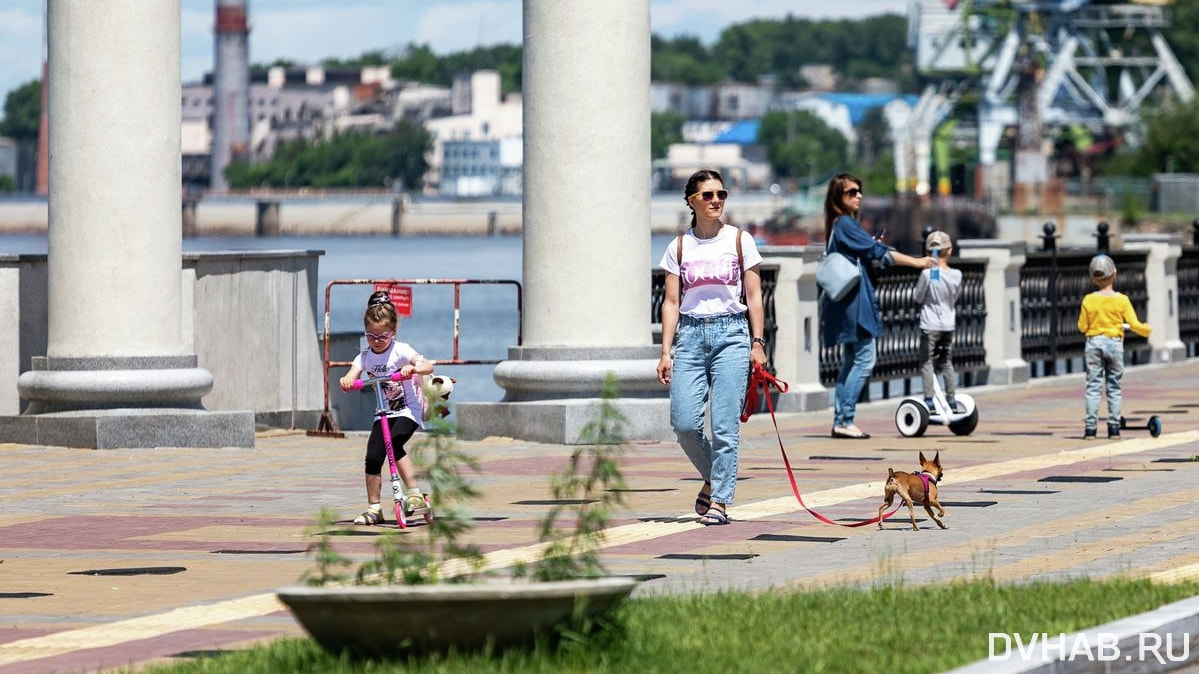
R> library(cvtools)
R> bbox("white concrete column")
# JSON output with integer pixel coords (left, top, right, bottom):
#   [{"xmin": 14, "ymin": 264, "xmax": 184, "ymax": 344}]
[
  {"xmin": 958, "ymin": 240, "xmax": 1030, "ymax": 385},
  {"xmin": 7, "ymin": 0, "xmax": 254, "ymax": 448},
  {"xmin": 757, "ymin": 247, "xmax": 828, "ymax": 412},
  {"xmin": 1124, "ymin": 234, "xmax": 1187, "ymax": 364},
  {"xmin": 457, "ymin": 0, "xmax": 663, "ymax": 444},
  {"xmin": 521, "ymin": 0, "xmax": 650, "ymax": 347},
  {"xmin": 46, "ymin": 0, "xmax": 186, "ymax": 359}
]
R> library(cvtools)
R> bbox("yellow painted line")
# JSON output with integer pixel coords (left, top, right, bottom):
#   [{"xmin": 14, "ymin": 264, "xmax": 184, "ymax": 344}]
[
  {"xmin": 0, "ymin": 594, "xmax": 284, "ymax": 665},
  {"xmin": 1146, "ymin": 562, "xmax": 1199, "ymax": 583},
  {"xmin": 2, "ymin": 430, "xmax": 1195, "ymax": 667}
]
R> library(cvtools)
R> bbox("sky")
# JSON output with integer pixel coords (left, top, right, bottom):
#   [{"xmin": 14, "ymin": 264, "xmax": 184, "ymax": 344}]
[{"xmin": 0, "ymin": 0, "xmax": 909, "ymax": 103}]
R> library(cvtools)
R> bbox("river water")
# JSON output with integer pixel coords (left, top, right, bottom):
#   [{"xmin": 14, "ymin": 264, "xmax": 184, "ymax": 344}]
[{"xmin": 1, "ymin": 233, "xmax": 679, "ymax": 403}]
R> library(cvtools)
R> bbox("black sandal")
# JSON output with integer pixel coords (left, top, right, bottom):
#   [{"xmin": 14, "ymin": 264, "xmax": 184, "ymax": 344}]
[{"xmin": 694, "ymin": 481, "xmax": 712, "ymax": 516}]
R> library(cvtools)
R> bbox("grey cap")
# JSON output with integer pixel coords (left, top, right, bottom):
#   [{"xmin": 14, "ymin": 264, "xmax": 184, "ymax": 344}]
[
  {"xmin": 925, "ymin": 230, "xmax": 952, "ymax": 252},
  {"xmin": 1089, "ymin": 254, "xmax": 1116, "ymax": 279}
]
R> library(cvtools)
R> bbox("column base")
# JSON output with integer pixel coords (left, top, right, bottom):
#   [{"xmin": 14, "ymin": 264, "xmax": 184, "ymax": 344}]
[
  {"xmin": 0, "ymin": 408, "xmax": 255, "ymax": 449},
  {"xmin": 975, "ymin": 360, "xmax": 1031, "ymax": 386},
  {"xmin": 456, "ymin": 398, "xmax": 672, "ymax": 445},
  {"xmin": 770, "ymin": 384, "xmax": 833, "ymax": 414},
  {"xmin": 458, "ymin": 345, "xmax": 671, "ymax": 444}
]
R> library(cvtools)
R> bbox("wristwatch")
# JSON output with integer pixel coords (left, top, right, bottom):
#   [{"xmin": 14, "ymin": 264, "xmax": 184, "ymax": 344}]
[{"xmin": 751, "ymin": 337, "xmax": 767, "ymax": 347}]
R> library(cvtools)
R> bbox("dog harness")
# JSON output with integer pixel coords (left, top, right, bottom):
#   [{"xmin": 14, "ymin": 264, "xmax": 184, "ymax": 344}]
[{"xmin": 914, "ymin": 471, "xmax": 937, "ymax": 506}]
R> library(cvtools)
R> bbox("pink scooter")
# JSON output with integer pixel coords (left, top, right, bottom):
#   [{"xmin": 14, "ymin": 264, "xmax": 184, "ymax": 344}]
[{"xmin": 351, "ymin": 371, "xmax": 433, "ymax": 528}]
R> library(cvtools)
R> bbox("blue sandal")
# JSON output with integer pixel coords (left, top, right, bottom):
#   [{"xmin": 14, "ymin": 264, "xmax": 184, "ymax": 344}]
[
  {"xmin": 694, "ymin": 481, "xmax": 712, "ymax": 516},
  {"xmin": 700, "ymin": 505, "xmax": 729, "ymax": 526}
]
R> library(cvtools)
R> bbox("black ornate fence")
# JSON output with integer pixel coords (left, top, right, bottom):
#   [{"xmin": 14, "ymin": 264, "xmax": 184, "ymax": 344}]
[
  {"xmin": 817, "ymin": 259, "xmax": 988, "ymax": 392},
  {"xmin": 650, "ymin": 265, "xmax": 779, "ymax": 371},
  {"xmin": 649, "ymin": 233, "xmax": 1175, "ymax": 403},
  {"xmin": 1181, "ymin": 245, "xmax": 1199, "ymax": 358},
  {"xmin": 1019, "ymin": 250, "xmax": 1149, "ymax": 376}
]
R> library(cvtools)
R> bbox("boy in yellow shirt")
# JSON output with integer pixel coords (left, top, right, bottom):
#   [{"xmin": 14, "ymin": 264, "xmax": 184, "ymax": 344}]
[{"xmin": 1077, "ymin": 254, "xmax": 1151, "ymax": 439}]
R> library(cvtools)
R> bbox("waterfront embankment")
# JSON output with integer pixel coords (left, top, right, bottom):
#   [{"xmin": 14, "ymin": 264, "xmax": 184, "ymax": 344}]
[{"xmin": 0, "ymin": 192, "xmax": 787, "ymax": 236}]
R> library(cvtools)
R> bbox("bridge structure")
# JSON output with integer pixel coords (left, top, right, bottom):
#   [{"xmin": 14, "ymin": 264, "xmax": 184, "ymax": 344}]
[{"xmin": 897, "ymin": 0, "xmax": 1195, "ymax": 201}]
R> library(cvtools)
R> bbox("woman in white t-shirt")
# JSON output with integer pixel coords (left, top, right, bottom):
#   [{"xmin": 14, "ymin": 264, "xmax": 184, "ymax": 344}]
[{"xmin": 656, "ymin": 169, "xmax": 768, "ymax": 526}]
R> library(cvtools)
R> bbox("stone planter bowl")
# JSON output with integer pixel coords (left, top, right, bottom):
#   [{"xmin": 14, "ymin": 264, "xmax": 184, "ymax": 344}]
[{"xmin": 277, "ymin": 576, "xmax": 638, "ymax": 656}]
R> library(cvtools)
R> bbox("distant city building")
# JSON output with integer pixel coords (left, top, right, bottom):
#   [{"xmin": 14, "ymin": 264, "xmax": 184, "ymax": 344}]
[
  {"xmin": 441, "ymin": 137, "xmax": 523, "ymax": 197},
  {"xmin": 424, "ymin": 71, "xmax": 523, "ymax": 195},
  {"xmin": 650, "ymin": 81, "xmax": 773, "ymax": 120},
  {"xmin": 181, "ymin": 64, "xmax": 449, "ymax": 193},
  {"xmin": 0, "ymin": 138, "xmax": 17, "ymax": 186}
]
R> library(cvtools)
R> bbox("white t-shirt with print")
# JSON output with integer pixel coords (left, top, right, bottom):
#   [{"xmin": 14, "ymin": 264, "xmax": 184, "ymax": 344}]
[
  {"xmin": 352, "ymin": 340, "xmax": 424, "ymax": 427},
  {"xmin": 659, "ymin": 225, "xmax": 763, "ymax": 317}
]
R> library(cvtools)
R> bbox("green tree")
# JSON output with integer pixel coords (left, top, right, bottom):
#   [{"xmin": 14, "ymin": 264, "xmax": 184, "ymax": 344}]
[
  {"xmin": 650, "ymin": 111, "xmax": 685, "ymax": 160},
  {"xmin": 0, "ymin": 80, "xmax": 41, "ymax": 141},
  {"xmin": 758, "ymin": 109, "xmax": 848, "ymax": 183},
  {"xmin": 1127, "ymin": 97, "xmax": 1199, "ymax": 174},
  {"xmin": 651, "ymin": 35, "xmax": 725, "ymax": 85},
  {"xmin": 224, "ymin": 119, "xmax": 432, "ymax": 190}
]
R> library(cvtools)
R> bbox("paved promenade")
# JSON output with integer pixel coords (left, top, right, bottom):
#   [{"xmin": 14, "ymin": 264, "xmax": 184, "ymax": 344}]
[{"xmin": 1, "ymin": 358, "xmax": 1198, "ymax": 673}]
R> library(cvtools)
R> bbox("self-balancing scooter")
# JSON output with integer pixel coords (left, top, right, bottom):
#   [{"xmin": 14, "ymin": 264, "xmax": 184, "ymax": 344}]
[
  {"xmin": 351, "ymin": 371, "xmax": 433, "ymax": 528},
  {"xmin": 895, "ymin": 376, "xmax": 979, "ymax": 437},
  {"xmin": 1120, "ymin": 415, "xmax": 1163, "ymax": 437}
]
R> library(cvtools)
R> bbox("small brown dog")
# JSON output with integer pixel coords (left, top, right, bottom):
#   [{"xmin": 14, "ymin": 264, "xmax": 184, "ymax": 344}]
[{"xmin": 878, "ymin": 451, "xmax": 947, "ymax": 531}]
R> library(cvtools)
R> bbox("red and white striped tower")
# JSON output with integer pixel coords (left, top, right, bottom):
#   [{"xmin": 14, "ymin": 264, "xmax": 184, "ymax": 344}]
[{"xmin": 211, "ymin": 0, "xmax": 250, "ymax": 192}]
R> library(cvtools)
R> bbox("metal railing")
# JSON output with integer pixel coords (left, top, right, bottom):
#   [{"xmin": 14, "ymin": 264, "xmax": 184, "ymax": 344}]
[
  {"xmin": 650, "ymin": 265, "xmax": 780, "ymax": 371},
  {"xmin": 817, "ymin": 260, "xmax": 988, "ymax": 392},
  {"xmin": 1020, "ymin": 251, "xmax": 1149, "ymax": 376}
]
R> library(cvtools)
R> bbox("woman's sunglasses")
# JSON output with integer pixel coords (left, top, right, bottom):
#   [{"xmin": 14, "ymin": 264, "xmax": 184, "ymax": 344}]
[
  {"xmin": 688, "ymin": 190, "xmax": 728, "ymax": 202},
  {"xmin": 846, "ymin": 188, "xmax": 863, "ymax": 197}
]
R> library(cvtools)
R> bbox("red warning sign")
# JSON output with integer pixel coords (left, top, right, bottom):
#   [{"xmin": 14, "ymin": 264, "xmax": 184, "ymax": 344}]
[{"xmin": 372, "ymin": 283, "xmax": 412, "ymax": 317}]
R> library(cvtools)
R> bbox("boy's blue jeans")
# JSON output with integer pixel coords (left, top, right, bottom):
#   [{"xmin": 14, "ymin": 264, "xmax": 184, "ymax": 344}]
[
  {"xmin": 669, "ymin": 313, "xmax": 749, "ymax": 506},
  {"xmin": 1083, "ymin": 335, "xmax": 1124, "ymax": 430},
  {"xmin": 833, "ymin": 336, "xmax": 876, "ymax": 428}
]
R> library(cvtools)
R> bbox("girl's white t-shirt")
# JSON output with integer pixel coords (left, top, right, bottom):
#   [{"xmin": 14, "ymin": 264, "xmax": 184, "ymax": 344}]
[
  {"xmin": 352, "ymin": 340, "xmax": 424, "ymax": 427},
  {"xmin": 659, "ymin": 225, "xmax": 763, "ymax": 317}
]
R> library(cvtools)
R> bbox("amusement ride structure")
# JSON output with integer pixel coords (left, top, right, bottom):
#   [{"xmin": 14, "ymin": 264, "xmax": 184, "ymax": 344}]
[{"xmin": 897, "ymin": 0, "xmax": 1195, "ymax": 203}]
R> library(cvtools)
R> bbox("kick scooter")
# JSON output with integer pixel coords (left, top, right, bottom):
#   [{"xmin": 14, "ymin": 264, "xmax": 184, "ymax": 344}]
[{"xmin": 351, "ymin": 371, "xmax": 433, "ymax": 528}]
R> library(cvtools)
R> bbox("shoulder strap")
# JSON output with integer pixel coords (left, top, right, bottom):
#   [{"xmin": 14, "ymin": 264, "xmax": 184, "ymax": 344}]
[
  {"xmin": 675, "ymin": 234, "xmax": 685, "ymax": 296},
  {"xmin": 734, "ymin": 227, "xmax": 746, "ymax": 305},
  {"xmin": 735, "ymin": 227, "xmax": 743, "ymax": 275}
]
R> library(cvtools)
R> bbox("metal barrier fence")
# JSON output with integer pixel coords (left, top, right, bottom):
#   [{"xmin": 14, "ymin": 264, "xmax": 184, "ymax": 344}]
[{"xmin": 309, "ymin": 278, "xmax": 522, "ymax": 437}]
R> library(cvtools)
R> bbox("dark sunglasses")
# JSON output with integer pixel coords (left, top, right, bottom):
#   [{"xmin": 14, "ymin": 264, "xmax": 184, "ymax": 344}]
[
  {"xmin": 846, "ymin": 188, "xmax": 863, "ymax": 198},
  {"xmin": 688, "ymin": 190, "xmax": 728, "ymax": 202}
]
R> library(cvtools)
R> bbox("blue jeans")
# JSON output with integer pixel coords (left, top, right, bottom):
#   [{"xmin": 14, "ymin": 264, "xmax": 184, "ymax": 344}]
[
  {"xmin": 1084, "ymin": 336, "xmax": 1124, "ymax": 429},
  {"xmin": 833, "ymin": 335, "xmax": 876, "ymax": 428},
  {"xmin": 670, "ymin": 313, "xmax": 750, "ymax": 505}
]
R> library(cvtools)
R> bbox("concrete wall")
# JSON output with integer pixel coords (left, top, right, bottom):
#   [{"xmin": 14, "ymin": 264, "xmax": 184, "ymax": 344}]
[{"xmin": 1, "ymin": 250, "xmax": 326, "ymax": 429}]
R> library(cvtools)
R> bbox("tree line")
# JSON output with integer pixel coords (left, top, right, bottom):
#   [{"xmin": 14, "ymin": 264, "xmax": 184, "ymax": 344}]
[{"xmin": 4, "ymin": 9, "xmax": 1199, "ymax": 193}]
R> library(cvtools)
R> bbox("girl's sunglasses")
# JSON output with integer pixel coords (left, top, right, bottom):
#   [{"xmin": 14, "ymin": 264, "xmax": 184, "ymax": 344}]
[
  {"xmin": 364, "ymin": 330, "xmax": 394, "ymax": 341},
  {"xmin": 688, "ymin": 190, "xmax": 728, "ymax": 202}
]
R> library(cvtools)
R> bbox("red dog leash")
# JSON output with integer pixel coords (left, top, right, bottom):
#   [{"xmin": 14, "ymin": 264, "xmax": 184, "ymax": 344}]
[{"xmin": 743, "ymin": 361, "xmax": 898, "ymax": 527}]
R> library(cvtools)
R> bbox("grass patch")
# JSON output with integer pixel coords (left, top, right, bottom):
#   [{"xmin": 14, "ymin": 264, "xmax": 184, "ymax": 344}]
[{"xmin": 140, "ymin": 577, "xmax": 1199, "ymax": 674}]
